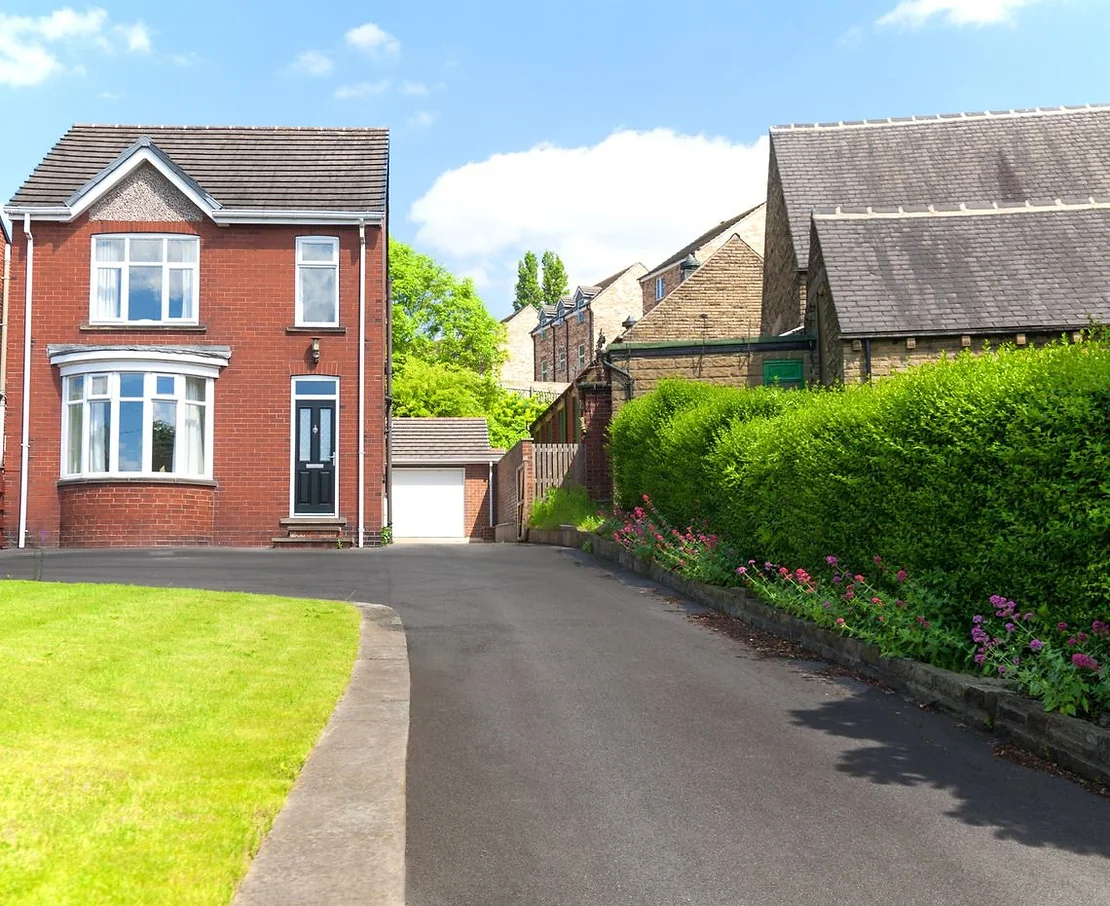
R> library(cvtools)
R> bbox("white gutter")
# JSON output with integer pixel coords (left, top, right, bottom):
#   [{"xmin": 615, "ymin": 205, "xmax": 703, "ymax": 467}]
[
  {"xmin": 18, "ymin": 214, "xmax": 33, "ymax": 549},
  {"xmin": 4, "ymin": 205, "xmax": 385, "ymax": 227},
  {"xmin": 358, "ymin": 223, "xmax": 366, "ymax": 549}
]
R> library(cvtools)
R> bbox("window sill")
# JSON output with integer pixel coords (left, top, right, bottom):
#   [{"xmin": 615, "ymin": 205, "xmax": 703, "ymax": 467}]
[
  {"xmin": 285, "ymin": 326, "xmax": 347, "ymax": 335},
  {"xmin": 58, "ymin": 475, "xmax": 218, "ymax": 488},
  {"xmin": 80, "ymin": 323, "xmax": 207, "ymax": 333}
]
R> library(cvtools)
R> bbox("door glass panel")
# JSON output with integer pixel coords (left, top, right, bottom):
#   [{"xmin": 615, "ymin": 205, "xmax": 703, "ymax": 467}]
[
  {"xmin": 319, "ymin": 407, "xmax": 332, "ymax": 461},
  {"xmin": 119, "ymin": 400, "xmax": 144, "ymax": 471},
  {"xmin": 152, "ymin": 400, "xmax": 176, "ymax": 472},
  {"xmin": 294, "ymin": 379, "xmax": 336, "ymax": 395},
  {"xmin": 298, "ymin": 408, "xmax": 311, "ymax": 462}
]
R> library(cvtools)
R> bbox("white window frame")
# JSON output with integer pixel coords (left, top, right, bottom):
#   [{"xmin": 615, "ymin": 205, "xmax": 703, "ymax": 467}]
[
  {"xmin": 576, "ymin": 309, "xmax": 586, "ymax": 324},
  {"xmin": 655, "ymin": 276, "xmax": 665, "ymax": 301},
  {"xmin": 58, "ymin": 361, "xmax": 217, "ymax": 480},
  {"xmin": 577, "ymin": 344, "xmax": 586, "ymax": 369},
  {"xmin": 89, "ymin": 233, "xmax": 200, "ymax": 325},
  {"xmin": 540, "ymin": 361, "xmax": 548, "ymax": 382},
  {"xmin": 295, "ymin": 236, "xmax": 340, "ymax": 327},
  {"xmin": 558, "ymin": 349, "xmax": 567, "ymax": 373},
  {"xmin": 289, "ymin": 376, "xmax": 341, "ymax": 517}
]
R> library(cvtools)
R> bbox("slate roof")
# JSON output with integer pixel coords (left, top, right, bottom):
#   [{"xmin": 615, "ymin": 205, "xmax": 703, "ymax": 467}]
[
  {"xmin": 391, "ymin": 418, "xmax": 503, "ymax": 465},
  {"xmin": 811, "ymin": 203, "xmax": 1110, "ymax": 337},
  {"xmin": 11, "ymin": 124, "xmax": 389, "ymax": 212},
  {"xmin": 773, "ymin": 105, "xmax": 1110, "ymax": 267},
  {"xmin": 643, "ymin": 203, "xmax": 764, "ymax": 277}
]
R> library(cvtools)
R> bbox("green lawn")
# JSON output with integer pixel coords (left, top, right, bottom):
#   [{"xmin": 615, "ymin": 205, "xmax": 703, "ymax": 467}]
[{"xmin": 0, "ymin": 580, "xmax": 361, "ymax": 906}]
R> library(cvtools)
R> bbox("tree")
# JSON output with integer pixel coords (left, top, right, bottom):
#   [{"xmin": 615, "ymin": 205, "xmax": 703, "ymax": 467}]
[
  {"xmin": 513, "ymin": 251, "xmax": 542, "ymax": 312},
  {"xmin": 512, "ymin": 249, "xmax": 570, "ymax": 311},
  {"xmin": 390, "ymin": 240, "xmax": 505, "ymax": 374},
  {"xmin": 540, "ymin": 250, "xmax": 568, "ymax": 307}
]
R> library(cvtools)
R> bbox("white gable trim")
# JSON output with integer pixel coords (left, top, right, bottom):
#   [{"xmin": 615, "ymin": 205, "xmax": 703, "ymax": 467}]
[{"xmin": 67, "ymin": 142, "xmax": 220, "ymax": 222}]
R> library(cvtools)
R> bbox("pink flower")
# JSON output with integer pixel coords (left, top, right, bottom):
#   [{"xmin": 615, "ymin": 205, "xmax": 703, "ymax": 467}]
[
  {"xmin": 1029, "ymin": 639, "xmax": 1044, "ymax": 651},
  {"xmin": 873, "ymin": 555, "xmax": 882, "ymax": 565},
  {"xmin": 835, "ymin": 617, "xmax": 845, "ymax": 626},
  {"xmin": 896, "ymin": 569, "xmax": 908, "ymax": 583},
  {"xmin": 871, "ymin": 596, "xmax": 882, "ymax": 605},
  {"xmin": 1072, "ymin": 653, "xmax": 1101, "ymax": 671},
  {"xmin": 843, "ymin": 589, "xmax": 855, "ymax": 600},
  {"xmin": 736, "ymin": 566, "xmax": 747, "ymax": 575},
  {"xmin": 1077, "ymin": 632, "xmax": 1089, "ymax": 644},
  {"xmin": 1057, "ymin": 622, "xmax": 1069, "ymax": 631},
  {"xmin": 854, "ymin": 574, "xmax": 865, "ymax": 583},
  {"xmin": 826, "ymin": 555, "xmax": 838, "ymax": 566}
]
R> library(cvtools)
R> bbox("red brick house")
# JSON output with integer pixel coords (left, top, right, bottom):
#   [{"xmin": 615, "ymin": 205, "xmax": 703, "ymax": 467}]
[{"xmin": 2, "ymin": 125, "xmax": 389, "ymax": 548}]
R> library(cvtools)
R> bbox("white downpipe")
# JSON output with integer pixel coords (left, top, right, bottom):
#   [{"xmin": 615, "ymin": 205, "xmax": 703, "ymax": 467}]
[
  {"xmin": 0, "ymin": 228, "xmax": 11, "ymax": 465},
  {"xmin": 357, "ymin": 223, "xmax": 366, "ymax": 549},
  {"xmin": 18, "ymin": 214, "xmax": 33, "ymax": 549},
  {"xmin": 488, "ymin": 461, "xmax": 494, "ymax": 527}
]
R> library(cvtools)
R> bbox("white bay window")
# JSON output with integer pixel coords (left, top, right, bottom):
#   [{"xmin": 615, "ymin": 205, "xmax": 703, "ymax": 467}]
[
  {"xmin": 63, "ymin": 371, "xmax": 212, "ymax": 478},
  {"xmin": 91, "ymin": 234, "xmax": 199, "ymax": 324}
]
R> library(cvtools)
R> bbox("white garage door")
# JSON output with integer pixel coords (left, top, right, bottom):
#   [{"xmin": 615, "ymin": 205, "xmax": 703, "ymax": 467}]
[{"xmin": 392, "ymin": 468, "xmax": 466, "ymax": 539}]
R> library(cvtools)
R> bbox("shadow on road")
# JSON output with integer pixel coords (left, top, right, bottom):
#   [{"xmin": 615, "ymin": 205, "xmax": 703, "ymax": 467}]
[{"xmin": 790, "ymin": 687, "xmax": 1110, "ymax": 857}]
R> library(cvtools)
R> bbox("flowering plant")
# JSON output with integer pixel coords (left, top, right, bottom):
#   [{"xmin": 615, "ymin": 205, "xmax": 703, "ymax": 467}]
[{"xmin": 971, "ymin": 596, "xmax": 1110, "ymax": 716}]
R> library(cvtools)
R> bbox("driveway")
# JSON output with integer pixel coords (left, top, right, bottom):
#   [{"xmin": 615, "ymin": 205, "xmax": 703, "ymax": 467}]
[{"xmin": 2, "ymin": 544, "xmax": 1108, "ymax": 905}]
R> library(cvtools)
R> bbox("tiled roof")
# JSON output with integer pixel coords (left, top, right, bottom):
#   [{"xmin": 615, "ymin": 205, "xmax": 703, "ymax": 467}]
[
  {"xmin": 391, "ymin": 417, "xmax": 503, "ymax": 464},
  {"xmin": 643, "ymin": 203, "xmax": 764, "ymax": 277},
  {"xmin": 812, "ymin": 202, "xmax": 1110, "ymax": 337},
  {"xmin": 773, "ymin": 105, "xmax": 1110, "ymax": 268},
  {"xmin": 11, "ymin": 124, "xmax": 389, "ymax": 212}
]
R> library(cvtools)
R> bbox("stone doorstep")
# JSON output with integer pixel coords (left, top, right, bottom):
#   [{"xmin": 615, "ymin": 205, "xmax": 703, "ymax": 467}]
[{"xmin": 531, "ymin": 529, "xmax": 1110, "ymax": 788}]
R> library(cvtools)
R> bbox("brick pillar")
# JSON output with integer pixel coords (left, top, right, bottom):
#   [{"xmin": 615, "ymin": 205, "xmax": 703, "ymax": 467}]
[{"xmin": 579, "ymin": 371, "xmax": 613, "ymax": 503}]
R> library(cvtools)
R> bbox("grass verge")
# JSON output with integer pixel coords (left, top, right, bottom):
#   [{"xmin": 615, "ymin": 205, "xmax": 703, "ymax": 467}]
[{"xmin": 0, "ymin": 581, "xmax": 360, "ymax": 906}]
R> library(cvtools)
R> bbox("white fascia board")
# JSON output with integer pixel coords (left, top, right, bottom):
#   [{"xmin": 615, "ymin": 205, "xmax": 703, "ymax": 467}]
[
  {"xmin": 0, "ymin": 209, "xmax": 11, "ymax": 243},
  {"xmin": 67, "ymin": 145, "xmax": 221, "ymax": 222},
  {"xmin": 212, "ymin": 209, "xmax": 385, "ymax": 225}
]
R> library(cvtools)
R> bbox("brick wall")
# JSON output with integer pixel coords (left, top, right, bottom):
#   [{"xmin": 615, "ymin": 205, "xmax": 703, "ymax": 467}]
[
  {"xmin": 3, "ymin": 200, "xmax": 387, "ymax": 547},
  {"xmin": 590, "ymin": 265, "xmax": 646, "ymax": 350},
  {"xmin": 494, "ymin": 438, "xmax": 533, "ymax": 537},
  {"xmin": 761, "ymin": 142, "xmax": 805, "ymax": 337},
  {"xmin": 577, "ymin": 363, "xmax": 613, "ymax": 502},
  {"xmin": 500, "ymin": 306, "xmax": 538, "ymax": 384},
  {"xmin": 626, "ymin": 237, "xmax": 762, "ymax": 343},
  {"xmin": 607, "ymin": 349, "xmax": 760, "ymax": 415},
  {"xmin": 640, "ymin": 265, "xmax": 682, "ymax": 315},
  {"xmin": 464, "ymin": 463, "xmax": 494, "ymax": 540},
  {"xmin": 58, "ymin": 481, "xmax": 215, "ymax": 547}
]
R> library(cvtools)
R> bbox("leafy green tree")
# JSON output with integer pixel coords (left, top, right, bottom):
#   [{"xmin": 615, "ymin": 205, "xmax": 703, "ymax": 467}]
[
  {"xmin": 541, "ymin": 250, "xmax": 569, "ymax": 307},
  {"xmin": 513, "ymin": 251, "xmax": 542, "ymax": 312},
  {"xmin": 391, "ymin": 240, "xmax": 505, "ymax": 374},
  {"xmin": 391, "ymin": 359, "xmax": 547, "ymax": 449}
]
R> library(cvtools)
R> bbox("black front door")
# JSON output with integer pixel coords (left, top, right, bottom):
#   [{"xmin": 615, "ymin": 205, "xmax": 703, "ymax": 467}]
[{"xmin": 294, "ymin": 400, "xmax": 336, "ymax": 514}]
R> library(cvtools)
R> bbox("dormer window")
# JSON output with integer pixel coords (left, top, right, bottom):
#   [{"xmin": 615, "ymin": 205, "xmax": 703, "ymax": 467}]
[
  {"xmin": 91, "ymin": 234, "xmax": 199, "ymax": 324},
  {"xmin": 654, "ymin": 276, "xmax": 665, "ymax": 301}
]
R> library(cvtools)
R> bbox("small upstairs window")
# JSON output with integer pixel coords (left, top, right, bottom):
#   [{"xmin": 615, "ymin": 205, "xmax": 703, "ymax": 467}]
[
  {"xmin": 577, "ymin": 344, "xmax": 586, "ymax": 369},
  {"xmin": 577, "ymin": 309, "xmax": 586, "ymax": 324},
  {"xmin": 91, "ymin": 234, "xmax": 199, "ymax": 324},
  {"xmin": 296, "ymin": 237, "xmax": 340, "ymax": 326},
  {"xmin": 655, "ymin": 276, "xmax": 665, "ymax": 301}
]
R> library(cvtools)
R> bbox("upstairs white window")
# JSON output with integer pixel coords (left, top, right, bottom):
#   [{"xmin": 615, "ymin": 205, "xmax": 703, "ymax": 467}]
[
  {"xmin": 558, "ymin": 349, "xmax": 567, "ymax": 373},
  {"xmin": 540, "ymin": 361, "xmax": 549, "ymax": 381},
  {"xmin": 296, "ymin": 237, "xmax": 340, "ymax": 326},
  {"xmin": 577, "ymin": 344, "xmax": 586, "ymax": 369},
  {"xmin": 91, "ymin": 235, "xmax": 199, "ymax": 324},
  {"xmin": 577, "ymin": 309, "xmax": 586, "ymax": 324},
  {"xmin": 655, "ymin": 276, "xmax": 665, "ymax": 301}
]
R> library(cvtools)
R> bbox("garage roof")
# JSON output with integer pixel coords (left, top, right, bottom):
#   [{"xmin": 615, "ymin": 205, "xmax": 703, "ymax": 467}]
[{"xmin": 391, "ymin": 418, "xmax": 504, "ymax": 465}]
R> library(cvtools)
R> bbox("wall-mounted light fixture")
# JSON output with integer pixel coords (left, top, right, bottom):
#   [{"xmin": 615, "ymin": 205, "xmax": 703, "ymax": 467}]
[{"xmin": 310, "ymin": 337, "xmax": 321, "ymax": 365}]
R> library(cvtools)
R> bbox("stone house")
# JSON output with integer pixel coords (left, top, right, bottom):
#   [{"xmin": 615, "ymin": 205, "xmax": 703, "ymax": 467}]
[
  {"xmin": 532, "ymin": 263, "xmax": 645, "ymax": 383},
  {"xmin": 639, "ymin": 203, "xmax": 765, "ymax": 315},
  {"xmin": 807, "ymin": 201, "xmax": 1110, "ymax": 384},
  {"xmin": 762, "ymin": 105, "xmax": 1110, "ymax": 349},
  {"xmin": 2, "ymin": 124, "xmax": 390, "ymax": 548},
  {"xmin": 499, "ymin": 304, "xmax": 538, "ymax": 384}
]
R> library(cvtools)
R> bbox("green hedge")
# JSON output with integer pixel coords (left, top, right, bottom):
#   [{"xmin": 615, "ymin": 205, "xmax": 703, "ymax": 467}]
[{"xmin": 607, "ymin": 340, "xmax": 1110, "ymax": 625}]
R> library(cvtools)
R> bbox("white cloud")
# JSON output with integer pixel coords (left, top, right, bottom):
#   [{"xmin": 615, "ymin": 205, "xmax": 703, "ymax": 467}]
[
  {"xmin": 334, "ymin": 79, "xmax": 391, "ymax": 100},
  {"xmin": 408, "ymin": 110, "xmax": 437, "ymax": 128},
  {"xmin": 345, "ymin": 22, "xmax": 400, "ymax": 59},
  {"xmin": 410, "ymin": 128, "xmax": 769, "ymax": 309},
  {"xmin": 877, "ymin": 0, "xmax": 1047, "ymax": 27},
  {"xmin": 115, "ymin": 21, "xmax": 151, "ymax": 53},
  {"xmin": 97, "ymin": 89, "xmax": 121, "ymax": 99},
  {"xmin": 400, "ymin": 80, "xmax": 430, "ymax": 95},
  {"xmin": 290, "ymin": 49, "xmax": 333, "ymax": 76},
  {"xmin": 171, "ymin": 51, "xmax": 200, "ymax": 66},
  {"xmin": 0, "ymin": 7, "xmax": 163, "ymax": 87}
]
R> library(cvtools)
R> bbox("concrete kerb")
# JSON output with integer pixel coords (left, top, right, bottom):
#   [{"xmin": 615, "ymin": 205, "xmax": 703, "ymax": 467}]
[
  {"xmin": 529, "ymin": 529, "xmax": 1110, "ymax": 787},
  {"xmin": 233, "ymin": 603, "xmax": 409, "ymax": 906}
]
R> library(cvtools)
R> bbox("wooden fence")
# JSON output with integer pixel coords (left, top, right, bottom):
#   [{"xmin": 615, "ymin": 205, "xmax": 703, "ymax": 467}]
[{"xmin": 533, "ymin": 443, "xmax": 584, "ymax": 498}]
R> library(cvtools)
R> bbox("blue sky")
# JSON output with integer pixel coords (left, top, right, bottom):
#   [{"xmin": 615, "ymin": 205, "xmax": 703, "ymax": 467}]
[{"xmin": 2, "ymin": 0, "xmax": 1108, "ymax": 316}]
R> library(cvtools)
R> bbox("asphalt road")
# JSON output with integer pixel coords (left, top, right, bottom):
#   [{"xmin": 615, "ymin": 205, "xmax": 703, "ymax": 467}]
[{"xmin": 2, "ymin": 544, "xmax": 1108, "ymax": 905}]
